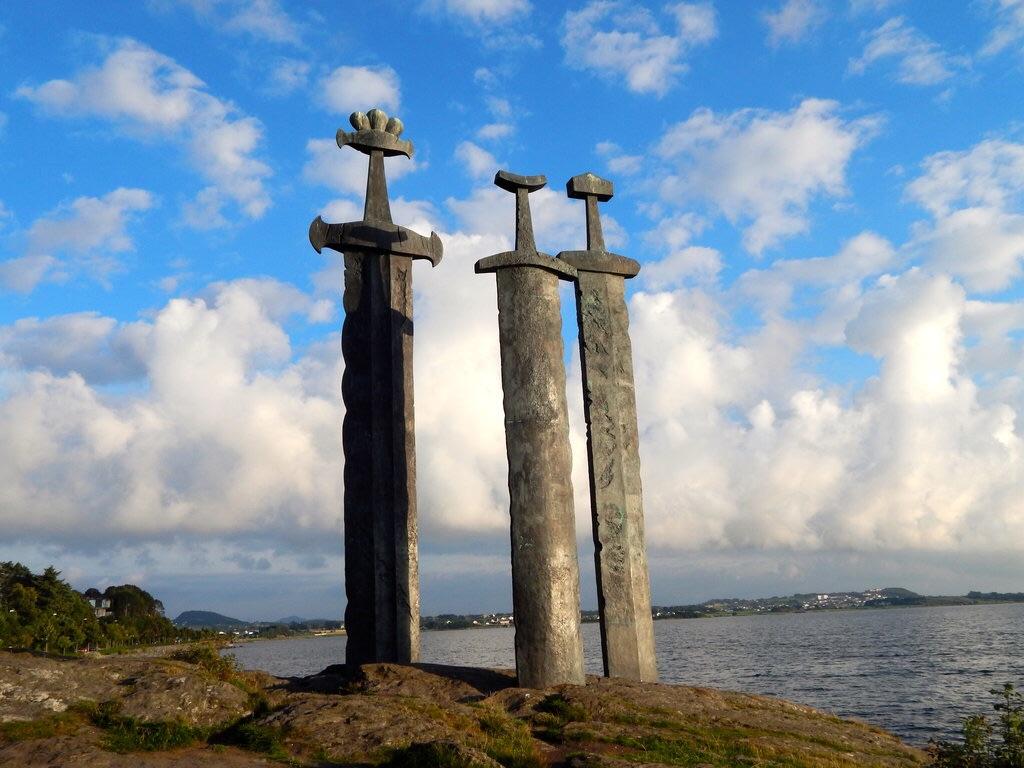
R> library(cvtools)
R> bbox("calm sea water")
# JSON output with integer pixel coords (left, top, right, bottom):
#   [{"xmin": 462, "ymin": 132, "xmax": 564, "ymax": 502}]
[{"xmin": 226, "ymin": 602, "xmax": 1024, "ymax": 745}]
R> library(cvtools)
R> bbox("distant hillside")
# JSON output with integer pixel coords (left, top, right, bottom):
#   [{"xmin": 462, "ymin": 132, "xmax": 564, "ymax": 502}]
[{"xmin": 174, "ymin": 610, "xmax": 248, "ymax": 629}]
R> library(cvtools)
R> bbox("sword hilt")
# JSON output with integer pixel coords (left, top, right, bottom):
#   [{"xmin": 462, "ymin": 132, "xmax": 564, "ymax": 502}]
[
  {"xmin": 494, "ymin": 170, "xmax": 546, "ymax": 254},
  {"xmin": 566, "ymin": 172, "xmax": 613, "ymax": 253}
]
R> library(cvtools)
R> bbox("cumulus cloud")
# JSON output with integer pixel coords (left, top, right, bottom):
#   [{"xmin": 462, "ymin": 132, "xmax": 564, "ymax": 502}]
[
  {"xmin": 0, "ymin": 313, "xmax": 148, "ymax": 384},
  {"xmin": 906, "ymin": 139, "xmax": 1024, "ymax": 293},
  {"xmin": 302, "ymin": 138, "xmax": 417, "ymax": 196},
  {"xmin": 762, "ymin": 0, "xmax": 827, "ymax": 47},
  {"xmin": 905, "ymin": 139, "xmax": 1024, "ymax": 217},
  {"xmin": 15, "ymin": 38, "xmax": 271, "ymax": 226},
  {"xmin": 446, "ymin": 184, "xmax": 627, "ymax": 254},
  {"xmin": 561, "ymin": 1, "xmax": 717, "ymax": 96},
  {"xmin": 616, "ymin": 268, "xmax": 1024, "ymax": 555},
  {"xmin": 656, "ymin": 99, "xmax": 878, "ymax": 254},
  {"xmin": 0, "ymin": 278, "xmax": 342, "ymax": 554},
  {"xmin": 455, "ymin": 141, "xmax": 500, "ymax": 179},
  {"xmin": 0, "ymin": 188, "xmax": 154, "ymax": 293},
  {"xmin": 848, "ymin": 16, "xmax": 968, "ymax": 85},
  {"xmin": 3, "ymin": 175, "xmax": 1024, "ymax": 609},
  {"xmin": 596, "ymin": 141, "xmax": 644, "ymax": 175},
  {"xmin": 981, "ymin": 0, "xmax": 1024, "ymax": 57},
  {"xmin": 320, "ymin": 65, "xmax": 401, "ymax": 115}
]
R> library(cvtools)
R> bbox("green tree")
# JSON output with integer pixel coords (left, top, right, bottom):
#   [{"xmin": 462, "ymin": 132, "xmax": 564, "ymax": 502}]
[{"xmin": 933, "ymin": 684, "xmax": 1024, "ymax": 767}]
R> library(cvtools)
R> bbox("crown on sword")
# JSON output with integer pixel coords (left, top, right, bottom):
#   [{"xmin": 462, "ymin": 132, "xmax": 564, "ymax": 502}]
[{"xmin": 337, "ymin": 108, "xmax": 413, "ymax": 158}]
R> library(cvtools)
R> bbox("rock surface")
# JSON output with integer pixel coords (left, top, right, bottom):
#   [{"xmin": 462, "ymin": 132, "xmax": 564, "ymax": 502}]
[{"xmin": 0, "ymin": 650, "xmax": 929, "ymax": 767}]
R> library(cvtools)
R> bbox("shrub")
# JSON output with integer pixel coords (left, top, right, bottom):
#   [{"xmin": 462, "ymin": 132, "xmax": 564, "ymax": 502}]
[
  {"xmin": 169, "ymin": 644, "xmax": 238, "ymax": 680},
  {"xmin": 932, "ymin": 683, "xmax": 1024, "ymax": 767}
]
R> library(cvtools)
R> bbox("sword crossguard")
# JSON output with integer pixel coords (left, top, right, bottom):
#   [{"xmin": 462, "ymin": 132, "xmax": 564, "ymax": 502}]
[
  {"xmin": 475, "ymin": 170, "xmax": 577, "ymax": 280},
  {"xmin": 557, "ymin": 172, "xmax": 640, "ymax": 279},
  {"xmin": 308, "ymin": 108, "xmax": 443, "ymax": 267}
]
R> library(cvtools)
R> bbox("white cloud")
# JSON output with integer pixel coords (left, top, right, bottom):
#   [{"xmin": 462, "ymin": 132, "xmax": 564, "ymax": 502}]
[
  {"xmin": 267, "ymin": 58, "xmax": 311, "ymax": 94},
  {"xmin": 737, "ymin": 231, "xmax": 897, "ymax": 344},
  {"xmin": 474, "ymin": 67, "xmax": 498, "ymax": 87},
  {"xmin": 455, "ymin": 141, "xmax": 500, "ymax": 179},
  {"xmin": 905, "ymin": 139, "xmax": 1024, "ymax": 218},
  {"xmin": 906, "ymin": 139, "xmax": 1024, "ymax": 293},
  {"xmin": 596, "ymin": 141, "xmax": 644, "ymax": 175},
  {"xmin": 303, "ymin": 138, "xmax": 417, "ymax": 196},
  {"xmin": 561, "ymin": 1, "xmax": 717, "ymax": 96},
  {"xmin": 447, "ymin": 184, "xmax": 626, "ymax": 254},
  {"xmin": 3, "ymin": 182, "xmax": 1024, "ymax": 593},
  {"xmin": 913, "ymin": 208, "xmax": 1024, "ymax": 294},
  {"xmin": 421, "ymin": 0, "xmax": 531, "ymax": 24},
  {"xmin": 617, "ymin": 268, "xmax": 1024, "ymax": 554},
  {"xmin": 222, "ymin": 0, "xmax": 302, "ymax": 44},
  {"xmin": 643, "ymin": 245, "xmax": 722, "ymax": 288},
  {"xmin": 477, "ymin": 122, "xmax": 514, "ymax": 141},
  {"xmin": 763, "ymin": 0, "xmax": 826, "ymax": 47},
  {"xmin": 848, "ymin": 16, "xmax": 968, "ymax": 85},
  {"xmin": 155, "ymin": 0, "xmax": 303, "ymax": 45},
  {"xmin": 0, "ymin": 255, "xmax": 58, "ymax": 294},
  {"xmin": 486, "ymin": 96, "xmax": 512, "ymax": 118},
  {"xmin": 0, "ymin": 188, "xmax": 154, "ymax": 293},
  {"xmin": 0, "ymin": 280, "xmax": 344, "ymax": 553},
  {"xmin": 981, "ymin": 0, "xmax": 1024, "ymax": 57},
  {"xmin": 320, "ymin": 65, "xmax": 401, "ymax": 115},
  {"xmin": 0, "ymin": 313, "xmax": 147, "ymax": 384},
  {"xmin": 656, "ymin": 99, "xmax": 878, "ymax": 254},
  {"xmin": 15, "ymin": 38, "xmax": 271, "ymax": 225}
]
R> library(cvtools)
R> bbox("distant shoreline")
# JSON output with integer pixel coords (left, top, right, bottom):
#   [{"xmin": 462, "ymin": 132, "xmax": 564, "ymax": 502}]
[{"xmin": 205, "ymin": 593, "xmax": 1024, "ymax": 641}]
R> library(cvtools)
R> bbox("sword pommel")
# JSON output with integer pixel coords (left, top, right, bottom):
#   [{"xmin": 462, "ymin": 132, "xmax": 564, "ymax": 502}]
[{"xmin": 337, "ymin": 108, "xmax": 413, "ymax": 158}]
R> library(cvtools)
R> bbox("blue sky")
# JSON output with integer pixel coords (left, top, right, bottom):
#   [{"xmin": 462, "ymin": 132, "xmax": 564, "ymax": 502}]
[{"xmin": 1, "ymin": 0, "xmax": 1023, "ymax": 620}]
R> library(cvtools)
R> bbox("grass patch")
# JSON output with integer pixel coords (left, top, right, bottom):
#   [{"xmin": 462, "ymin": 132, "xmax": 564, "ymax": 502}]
[
  {"xmin": 532, "ymin": 693, "xmax": 588, "ymax": 744},
  {"xmin": 168, "ymin": 642, "xmax": 266, "ymax": 709},
  {"xmin": 213, "ymin": 720, "xmax": 289, "ymax": 760},
  {"xmin": 168, "ymin": 644, "xmax": 239, "ymax": 681},
  {"xmin": 477, "ymin": 710, "xmax": 543, "ymax": 768},
  {"xmin": 71, "ymin": 700, "xmax": 208, "ymax": 753},
  {"xmin": 0, "ymin": 711, "xmax": 84, "ymax": 742},
  {"xmin": 608, "ymin": 729, "xmax": 865, "ymax": 768},
  {"xmin": 385, "ymin": 741, "xmax": 482, "ymax": 768}
]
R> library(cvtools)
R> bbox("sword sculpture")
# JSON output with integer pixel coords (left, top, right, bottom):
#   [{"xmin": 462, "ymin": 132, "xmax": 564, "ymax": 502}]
[
  {"xmin": 476, "ymin": 171, "xmax": 585, "ymax": 688},
  {"xmin": 309, "ymin": 108, "xmax": 442, "ymax": 667},
  {"xmin": 557, "ymin": 172, "xmax": 657, "ymax": 681}
]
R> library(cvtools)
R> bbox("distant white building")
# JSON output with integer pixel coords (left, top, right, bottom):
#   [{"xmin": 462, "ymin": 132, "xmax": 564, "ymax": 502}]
[{"xmin": 85, "ymin": 596, "xmax": 112, "ymax": 618}]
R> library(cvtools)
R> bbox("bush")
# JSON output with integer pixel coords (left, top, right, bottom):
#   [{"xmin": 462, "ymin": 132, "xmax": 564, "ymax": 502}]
[
  {"xmin": 169, "ymin": 644, "xmax": 238, "ymax": 680},
  {"xmin": 932, "ymin": 683, "xmax": 1024, "ymax": 767}
]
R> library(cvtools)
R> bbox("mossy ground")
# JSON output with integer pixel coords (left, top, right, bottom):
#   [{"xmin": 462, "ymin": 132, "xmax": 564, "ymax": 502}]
[{"xmin": 0, "ymin": 654, "xmax": 929, "ymax": 767}]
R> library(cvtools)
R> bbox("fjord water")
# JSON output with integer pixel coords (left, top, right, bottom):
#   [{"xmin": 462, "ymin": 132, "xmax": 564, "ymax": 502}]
[{"xmin": 227, "ymin": 602, "xmax": 1024, "ymax": 744}]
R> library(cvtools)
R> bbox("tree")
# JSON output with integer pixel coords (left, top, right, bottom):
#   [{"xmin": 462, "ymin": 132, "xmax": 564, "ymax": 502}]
[{"xmin": 933, "ymin": 684, "xmax": 1024, "ymax": 767}]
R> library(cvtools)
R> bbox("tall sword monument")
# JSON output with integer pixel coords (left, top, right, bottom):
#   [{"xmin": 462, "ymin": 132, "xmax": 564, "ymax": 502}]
[
  {"xmin": 309, "ymin": 108, "xmax": 442, "ymax": 667},
  {"xmin": 558, "ymin": 172, "xmax": 657, "ymax": 682},
  {"xmin": 476, "ymin": 171, "xmax": 586, "ymax": 689}
]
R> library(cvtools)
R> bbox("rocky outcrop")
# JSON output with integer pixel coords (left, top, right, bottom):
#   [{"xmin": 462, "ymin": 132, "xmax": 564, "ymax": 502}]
[
  {"xmin": 0, "ymin": 651, "xmax": 929, "ymax": 767},
  {"xmin": 0, "ymin": 651, "xmax": 252, "ymax": 727}
]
